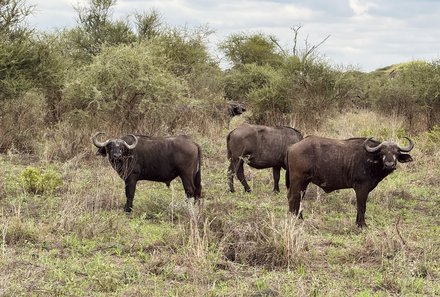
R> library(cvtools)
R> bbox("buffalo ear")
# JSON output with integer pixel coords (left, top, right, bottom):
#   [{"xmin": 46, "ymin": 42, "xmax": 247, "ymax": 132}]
[
  {"xmin": 397, "ymin": 153, "xmax": 413, "ymax": 163},
  {"xmin": 97, "ymin": 147, "xmax": 107, "ymax": 156}
]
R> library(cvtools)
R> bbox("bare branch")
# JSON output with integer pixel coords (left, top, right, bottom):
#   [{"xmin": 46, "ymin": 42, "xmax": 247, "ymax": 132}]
[
  {"xmin": 269, "ymin": 35, "xmax": 287, "ymax": 57},
  {"xmin": 303, "ymin": 34, "xmax": 330, "ymax": 62},
  {"xmin": 291, "ymin": 24, "xmax": 303, "ymax": 57}
]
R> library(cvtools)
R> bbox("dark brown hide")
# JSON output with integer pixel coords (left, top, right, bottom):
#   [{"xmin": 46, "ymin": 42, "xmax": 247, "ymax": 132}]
[
  {"xmin": 227, "ymin": 101, "xmax": 246, "ymax": 117},
  {"xmin": 227, "ymin": 123, "xmax": 303, "ymax": 192},
  {"xmin": 93, "ymin": 133, "xmax": 202, "ymax": 212},
  {"xmin": 286, "ymin": 136, "xmax": 413, "ymax": 227}
]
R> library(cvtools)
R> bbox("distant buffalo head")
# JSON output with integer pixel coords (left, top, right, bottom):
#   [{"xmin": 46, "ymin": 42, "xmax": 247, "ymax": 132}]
[
  {"xmin": 92, "ymin": 132, "xmax": 138, "ymax": 160},
  {"xmin": 228, "ymin": 101, "xmax": 246, "ymax": 117},
  {"xmin": 363, "ymin": 137, "xmax": 414, "ymax": 171}
]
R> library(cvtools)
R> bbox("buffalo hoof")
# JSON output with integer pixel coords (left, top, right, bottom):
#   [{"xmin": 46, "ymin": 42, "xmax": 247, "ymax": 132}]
[
  {"xmin": 124, "ymin": 206, "xmax": 133, "ymax": 213},
  {"xmin": 356, "ymin": 222, "xmax": 368, "ymax": 228},
  {"xmin": 245, "ymin": 189, "xmax": 252, "ymax": 193},
  {"xmin": 291, "ymin": 210, "xmax": 303, "ymax": 220}
]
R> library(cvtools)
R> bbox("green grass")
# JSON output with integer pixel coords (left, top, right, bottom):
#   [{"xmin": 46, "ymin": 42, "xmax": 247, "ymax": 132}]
[{"xmin": 1, "ymin": 114, "xmax": 439, "ymax": 296}]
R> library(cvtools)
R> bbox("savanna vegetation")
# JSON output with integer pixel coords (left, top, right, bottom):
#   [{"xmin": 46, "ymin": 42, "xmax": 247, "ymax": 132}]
[{"xmin": 0, "ymin": 0, "xmax": 439, "ymax": 296}]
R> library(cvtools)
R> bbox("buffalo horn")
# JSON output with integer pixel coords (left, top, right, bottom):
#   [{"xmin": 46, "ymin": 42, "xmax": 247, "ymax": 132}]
[
  {"xmin": 92, "ymin": 132, "xmax": 111, "ymax": 148},
  {"xmin": 397, "ymin": 137, "xmax": 414, "ymax": 152},
  {"xmin": 123, "ymin": 134, "xmax": 138, "ymax": 150},
  {"xmin": 363, "ymin": 137, "xmax": 383, "ymax": 153}
]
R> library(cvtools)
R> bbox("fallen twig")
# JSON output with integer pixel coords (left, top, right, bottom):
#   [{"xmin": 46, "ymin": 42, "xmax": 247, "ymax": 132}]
[{"xmin": 395, "ymin": 215, "xmax": 406, "ymax": 247}]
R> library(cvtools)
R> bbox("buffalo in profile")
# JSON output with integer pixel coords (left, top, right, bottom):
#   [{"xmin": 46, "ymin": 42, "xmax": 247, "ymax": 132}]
[
  {"xmin": 286, "ymin": 136, "xmax": 414, "ymax": 227},
  {"xmin": 227, "ymin": 123, "xmax": 303, "ymax": 193},
  {"xmin": 92, "ymin": 132, "xmax": 202, "ymax": 212}
]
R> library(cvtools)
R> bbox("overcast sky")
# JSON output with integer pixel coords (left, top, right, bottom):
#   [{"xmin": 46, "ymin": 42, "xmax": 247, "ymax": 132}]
[{"xmin": 27, "ymin": 0, "xmax": 440, "ymax": 72}]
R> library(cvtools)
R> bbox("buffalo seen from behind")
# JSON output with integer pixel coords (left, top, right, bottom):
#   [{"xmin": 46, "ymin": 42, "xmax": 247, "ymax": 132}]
[
  {"xmin": 286, "ymin": 136, "xmax": 414, "ymax": 227},
  {"xmin": 92, "ymin": 132, "xmax": 202, "ymax": 212},
  {"xmin": 227, "ymin": 123, "xmax": 303, "ymax": 193}
]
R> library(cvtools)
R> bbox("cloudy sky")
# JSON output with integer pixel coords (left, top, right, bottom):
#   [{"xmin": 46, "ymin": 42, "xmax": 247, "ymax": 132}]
[{"xmin": 27, "ymin": 0, "xmax": 440, "ymax": 72}]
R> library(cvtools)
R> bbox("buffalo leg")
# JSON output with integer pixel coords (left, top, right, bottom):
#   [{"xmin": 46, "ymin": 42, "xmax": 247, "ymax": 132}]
[
  {"xmin": 124, "ymin": 178, "xmax": 137, "ymax": 212},
  {"xmin": 354, "ymin": 187, "xmax": 369, "ymax": 228},
  {"xmin": 287, "ymin": 177, "xmax": 309, "ymax": 219},
  {"xmin": 272, "ymin": 166, "xmax": 281, "ymax": 192},
  {"xmin": 229, "ymin": 157, "xmax": 251, "ymax": 193},
  {"xmin": 236, "ymin": 158, "xmax": 251, "ymax": 192},
  {"xmin": 285, "ymin": 169, "xmax": 290, "ymax": 189},
  {"xmin": 180, "ymin": 175, "xmax": 196, "ymax": 199},
  {"xmin": 228, "ymin": 159, "xmax": 236, "ymax": 193},
  {"xmin": 194, "ymin": 169, "xmax": 202, "ymax": 199}
]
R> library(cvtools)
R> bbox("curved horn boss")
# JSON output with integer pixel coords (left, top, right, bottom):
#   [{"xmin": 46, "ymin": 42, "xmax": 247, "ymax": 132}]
[
  {"xmin": 397, "ymin": 137, "xmax": 414, "ymax": 152},
  {"xmin": 363, "ymin": 137, "xmax": 383, "ymax": 153},
  {"xmin": 122, "ymin": 134, "xmax": 138, "ymax": 150},
  {"xmin": 92, "ymin": 132, "xmax": 111, "ymax": 148}
]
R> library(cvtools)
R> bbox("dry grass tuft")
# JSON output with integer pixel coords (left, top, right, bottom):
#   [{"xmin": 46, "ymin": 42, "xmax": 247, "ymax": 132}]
[{"xmin": 219, "ymin": 212, "xmax": 308, "ymax": 269}]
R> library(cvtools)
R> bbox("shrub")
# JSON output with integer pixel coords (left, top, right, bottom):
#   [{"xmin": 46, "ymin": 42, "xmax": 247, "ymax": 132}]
[
  {"xmin": 62, "ymin": 43, "xmax": 189, "ymax": 133},
  {"xmin": 0, "ymin": 92, "xmax": 46, "ymax": 153},
  {"xmin": 19, "ymin": 166, "xmax": 62, "ymax": 195},
  {"xmin": 219, "ymin": 32, "xmax": 284, "ymax": 67}
]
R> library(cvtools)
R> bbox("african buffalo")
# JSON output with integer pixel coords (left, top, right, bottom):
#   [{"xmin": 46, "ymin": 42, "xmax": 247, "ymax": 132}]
[
  {"xmin": 227, "ymin": 123, "xmax": 303, "ymax": 193},
  {"xmin": 92, "ymin": 132, "xmax": 202, "ymax": 212},
  {"xmin": 286, "ymin": 136, "xmax": 414, "ymax": 227},
  {"xmin": 228, "ymin": 101, "xmax": 246, "ymax": 117}
]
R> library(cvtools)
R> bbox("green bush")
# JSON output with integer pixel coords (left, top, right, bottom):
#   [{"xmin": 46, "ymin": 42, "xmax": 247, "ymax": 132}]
[
  {"xmin": 224, "ymin": 63, "xmax": 281, "ymax": 106},
  {"xmin": 19, "ymin": 166, "xmax": 62, "ymax": 195},
  {"xmin": 62, "ymin": 42, "xmax": 189, "ymax": 132},
  {"xmin": 219, "ymin": 32, "xmax": 284, "ymax": 67}
]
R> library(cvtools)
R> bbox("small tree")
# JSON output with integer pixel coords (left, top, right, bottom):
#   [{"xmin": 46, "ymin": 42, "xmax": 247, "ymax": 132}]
[
  {"xmin": 399, "ymin": 61, "xmax": 440, "ymax": 129},
  {"xmin": 62, "ymin": 43, "xmax": 189, "ymax": 132},
  {"xmin": 134, "ymin": 9, "xmax": 163, "ymax": 41},
  {"xmin": 0, "ymin": 0, "xmax": 34, "ymax": 36},
  {"xmin": 0, "ymin": 0, "xmax": 36, "ymax": 99},
  {"xmin": 155, "ymin": 25, "xmax": 215, "ymax": 77},
  {"xmin": 219, "ymin": 33, "xmax": 284, "ymax": 68},
  {"xmin": 71, "ymin": 0, "xmax": 135, "ymax": 58}
]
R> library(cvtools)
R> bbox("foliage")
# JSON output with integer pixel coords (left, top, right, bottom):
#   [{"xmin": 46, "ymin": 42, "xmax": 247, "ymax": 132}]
[
  {"xmin": 219, "ymin": 32, "xmax": 284, "ymax": 67},
  {"xmin": 71, "ymin": 0, "xmax": 136, "ymax": 58},
  {"xmin": 0, "ymin": 0, "xmax": 41, "ymax": 99},
  {"xmin": 397, "ymin": 60, "xmax": 440, "ymax": 129},
  {"xmin": 155, "ymin": 25, "xmax": 216, "ymax": 77},
  {"xmin": 366, "ymin": 60, "xmax": 440, "ymax": 130},
  {"xmin": 0, "ymin": 0, "xmax": 33, "ymax": 36},
  {"xmin": 134, "ymin": 9, "xmax": 163, "ymax": 41},
  {"xmin": 219, "ymin": 31, "xmax": 346, "ymax": 127},
  {"xmin": 19, "ymin": 166, "xmax": 62, "ymax": 195},
  {"xmin": 0, "ymin": 92, "xmax": 46, "ymax": 152},
  {"xmin": 223, "ymin": 63, "xmax": 279, "ymax": 103},
  {"xmin": 62, "ymin": 42, "xmax": 190, "ymax": 132}
]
